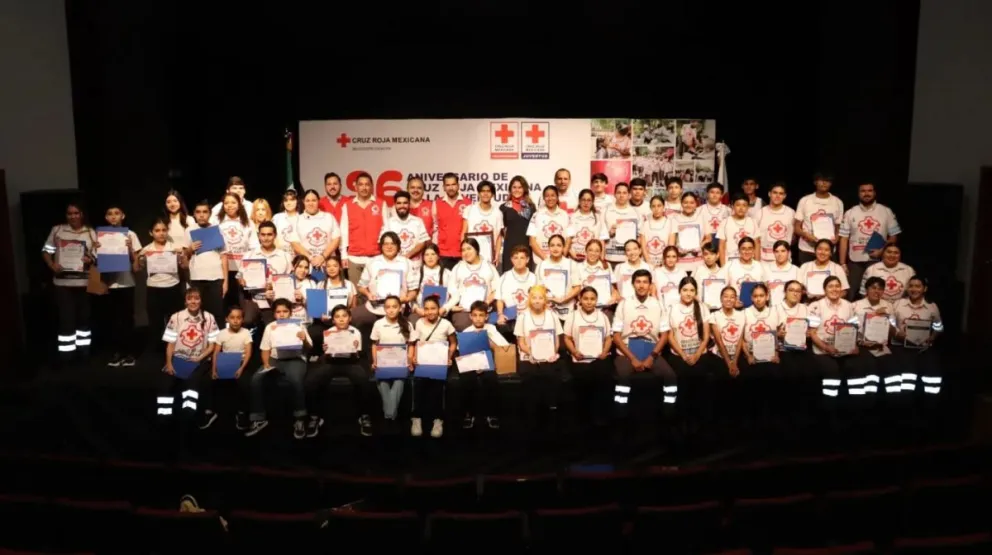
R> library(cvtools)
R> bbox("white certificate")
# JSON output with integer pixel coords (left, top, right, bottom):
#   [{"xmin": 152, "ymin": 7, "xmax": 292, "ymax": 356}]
[
  {"xmin": 469, "ymin": 232, "xmax": 494, "ymax": 261},
  {"xmin": 57, "ymin": 240, "xmax": 86, "ymax": 272},
  {"xmin": 325, "ymin": 286, "xmax": 351, "ymax": 311},
  {"xmin": 271, "ymin": 274, "xmax": 295, "ymax": 302},
  {"xmin": 863, "ymin": 312, "xmax": 890, "ymax": 344},
  {"xmin": 456, "ymin": 351, "xmax": 491, "ymax": 373},
  {"xmin": 784, "ymin": 317, "xmax": 808, "ymax": 350},
  {"xmin": 615, "ymin": 219, "xmax": 638, "ymax": 245},
  {"xmin": 577, "ymin": 325, "xmax": 604, "ymax": 359},
  {"xmin": 677, "ymin": 225, "xmax": 701, "ymax": 251},
  {"xmin": 241, "ymin": 259, "xmax": 267, "ymax": 290},
  {"xmin": 416, "ymin": 341, "xmax": 449, "ymax": 366},
  {"xmin": 459, "ymin": 284, "xmax": 487, "ymax": 310},
  {"xmin": 587, "ymin": 275, "xmax": 612, "ymax": 306},
  {"xmin": 272, "ymin": 321, "xmax": 303, "ymax": 350},
  {"xmin": 97, "ymin": 230, "xmax": 128, "ymax": 255},
  {"xmin": 660, "ymin": 283, "xmax": 680, "ymax": 309},
  {"xmin": 833, "ymin": 323, "xmax": 857, "ymax": 355},
  {"xmin": 528, "ymin": 329, "xmax": 556, "ymax": 362},
  {"xmin": 543, "ymin": 269, "xmax": 568, "ymax": 299},
  {"xmin": 811, "ymin": 214, "xmax": 835, "ymax": 240},
  {"xmin": 702, "ymin": 278, "xmax": 726, "ymax": 309},
  {"xmin": 769, "ymin": 283, "xmax": 785, "ymax": 307},
  {"xmin": 805, "ymin": 271, "xmax": 830, "ymax": 297},
  {"xmin": 324, "ymin": 328, "xmax": 358, "ymax": 356},
  {"xmin": 146, "ymin": 251, "xmax": 177, "ymax": 275},
  {"xmin": 376, "ymin": 344, "xmax": 408, "ymax": 368},
  {"xmin": 904, "ymin": 318, "xmax": 931, "ymax": 347},
  {"xmin": 752, "ymin": 331, "xmax": 776, "ymax": 362},
  {"xmin": 618, "ymin": 273, "xmax": 634, "ymax": 298},
  {"xmin": 374, "ymin": 269, "xmax": 403, "ymax": 299}
]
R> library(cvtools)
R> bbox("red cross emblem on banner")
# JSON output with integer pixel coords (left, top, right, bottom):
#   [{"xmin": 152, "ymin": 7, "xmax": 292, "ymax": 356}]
[
  {"xmin": 769, "ymin": 221, "xmax": 787, "ymax": 239},
  {"xmin": 494, "ymin": 124, "xmax": 514, "ymax": 143},
  {"xmin": 306, "ymin": 227, "xmax": 325, "ymax": 246},
  {"xmin": 180, "ymin": 326, "xmax": 202, "ymax": 348},
  {"xmin": 632, "ymin": 316, "xmax": 652, "ymax": 335}
]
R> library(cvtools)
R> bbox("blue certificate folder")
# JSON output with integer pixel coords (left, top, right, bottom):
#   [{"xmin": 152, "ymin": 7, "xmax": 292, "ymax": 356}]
[
  {"xmin": 864, "ymin": 232, "xmax": 886, "ymax": 257},
  {"xmin": 422, "ymin": 285, "xmax": 448, "ymax": 306},
  {"xmin": 739, "ymin": 281, "xmax": 758, "ymax": 308},
  {"xmin": 190, "ymin": 225, "xmax": 225, "ymax": 254},
  {"xmin": 306, "ymin": 289, "xmax": 328, "ymax": 318},
  {"xmin": 414, "ymin": 363, "xmax": 448, "ymax": 380},
  {"xmin": 627, "ymin": 337, "xmax": 655, "ymax": 362},
  {"xmin": 215, "ymin": 352, "xmax": 243, "ymax": 379},
  {"xmin": 456, "ymin": 330, "xmax": 490, "ymax": 355},
  {"xmin": 374, "ymin": 344, "xmax": 409, "ymax": 380},
  {"xmin": 310, "ymin": 268, "xmax": 326, "ymax": 283},
  {"xmin": 96, "ymin": 227, "xmax": 131, "ymax": 273},
  {"xmin": 171, "ymin": 356, "xmax": 199, "ymax": 379},
  {"xmin": 488, "ymin": 305, "xmax": 517, "ymax": 324}
]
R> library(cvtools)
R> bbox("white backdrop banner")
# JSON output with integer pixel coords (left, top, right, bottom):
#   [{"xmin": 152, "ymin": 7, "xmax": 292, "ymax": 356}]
[{"xmin": 299, "ymin": 118, "xmax": 716, "ymax": 204}]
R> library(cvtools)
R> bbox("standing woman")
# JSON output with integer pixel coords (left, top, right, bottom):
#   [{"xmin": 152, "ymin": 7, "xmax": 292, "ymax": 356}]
[
  {"xmin": 305, "ymin": 254, "xmax": 356, "ymax": 360},
  {"xmin": 692, "ymin": 244, "xmax": 727, "ymax": 312},
  {"xmin": 891, "ymin": 276, "xmax": 943, "ymax": 410},
  {"xmin": 640, "ymin": 194, "xmax": 675, "ymax": 267},
  {"xmin": 603, "ymin": 183, "xmax": 643, "ymax": 266},
  {"xmin": 291, "ymin": 189, "xmax": 341, "ymax": 282},
  {"xmin": 500, "ymin": 176, "xmax": 536, "ymax": 272},
  {"xmin": 575, "ymin": 239, "xmax": 620, "ymax": 321},
  {"xmin": 42, "ymin": 203, "xmax": 96, "ymax": 362},
  {"xmin": 271, "ymin": 189, "xmax": 301, "ymax": 253},
  {"xmin": 445, "ymin": 238, "xmax": 500, "ymax": 330},
  {"xmin": 164, "ymin": 189, "xmax": 195, "ymax": 249},
  {"xmin": 249, "ymin": 199, "xmax": 273, "ymax": 231},
  {"xmin": 136, "ymin": 216, "xmax": 185, "ymax": 357},
  {"xmin": 215, "ymin": 193, "xmax": 257, "ymax": 310},
  {"xmin": 535, "ymin": 234, "xmax": 581, "ymax": 321},
  {"xmin": 526, "ymin": 186, "xmax": 570, "ymax": 263},
  {"xmin": 566, "ymin": 189, "xmax": 608, "ymax": 261},
  {"xmin": 672, "ymin": 192, "xmax": 710, "ymax": 273},
  {"xmin": 725, "ymin": 237, "xmax": 766, "ymax": 307}
]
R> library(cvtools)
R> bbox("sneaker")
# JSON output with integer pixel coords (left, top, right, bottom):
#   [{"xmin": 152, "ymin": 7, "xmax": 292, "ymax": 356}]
[
  {"xmin": 107, "ymin": 353, "xmax": 123, "ymax": 367},
  {"xmin": 308, "ymin": 355, "xmax": 320, "ymax": 363},
  {"xmin": 121, "ymin": 355, "xmax": 136, "ymax": 367},
  {"xmin": 462, "ymin": 415, "xmax": 475, "ymax": 429},
  {"xmin": 235, "ymin": 412, "xmax": 250, "ymax": 431},
  {"xmin": 306, "ymin": 416, "xmax": 324, "ymax": 438},
  {"xmin": 411, "ymin": 417, "xmax": 423, "ymax": 437},
  {"xmin": 358, "ymin": 415, "xmax": 373, "ymax": 437},
  {"xmin": 245, "ymin": 420, "xmax": 268, "ymax": 437},
  {"xmin": 198, "ymin": 411, "xmax": 218, "ymax": 430},
  {"xmin": 431, "ymin": 419, "xmax": 444, "ymax": 438},
  {"xmin": 179, "ymin": 494, "xmax": 203, "ymax": 513},
  {"xmin": 486, "ymin": 416, "xmax": 500, "ymax": 430},
  {"xmin": 293, "ymin": 419, "xmax": 306, "ymax": 439}
]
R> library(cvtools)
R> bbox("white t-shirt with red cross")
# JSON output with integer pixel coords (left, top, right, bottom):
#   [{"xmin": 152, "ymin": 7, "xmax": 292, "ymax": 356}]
[
  {"xmin": 526, "ymin": 207, "xmax": 570, "ymax": 256},
  {"xmin": 763, "ymin": 262, "xmax": 801, "ymax": 306},
  {"xmin": 566, "ymin": 211, "xmax": 609, "ymax": 258},
  {"xmin": 717, "ymin": 216, "xmax": 759, "ymax": 261},
  {"xmin": 381, "ymin": 215, "xmax": 430, "ymax": 269},
  {"xmin": 218, "ymin": 216, "xmax": 259, "ymax": 272},
  {"xmin": 513, "ymin": 309, "xmax": 564, "ymax": 362},
  {"xmin": 860, "ymin": 261, "xmax": 914, "ymax": 302},
  {"xmin": 653, "ymin": 266, "xmax": 688, "ymax": 309},
  {"xmin": 563, "ymin": 308, "xmax": 612, "ymax": 363},
  {"xmin": 701, "ymin": 202, "xmax": 730, "ymax": 236},
  {"xmin": 892, "ymin": 298, "xmax": 942, "ymax": 346},
  {"xmin": 641, "ymin": 216, "xmax": 674, "ymax": 266},
  {"xmin": 743, "ymin": 305, "xmax": 779, "ymax": 351},
  {"xmin": 795, "ymin": 193, "xmax": 844, "ymax": 254},
  {"xmin": 613, "ymin": 259, "xmax": 653, "ymax": 300},
  {"xmin": 611, "ymin": 295, "xmax": 670, "ymax": 347},
  {"xmin": 667, "ymin": 301, "xmax": 712, "ymax": 355},
  {"xmin": 726, "ymin": 259, "xmax": 766, "ymax": 296},
  {"xmin": 292, "ymin": 211, "xmax": 341, "ymax": 259},
  {"xmin": 808, "ymin": 297, "xmax": 857, "ymax": 355},
  {"xmin": 163, "ymin": 309, "xmax": 220, "ymax": 360},
  {"xmin": 758, "ymin": 205, "xmax": 796, "ymax": 262},
  {"xmin": 463, "ymin": 203, "xmax": 504, "ymax": 259},
  {"xmin": 839, "ymin": 203, "xmax": 901, "ymax": 263},
  {"xmin": 710, "ymin": 308, "xmax": 745, "ymax": 358},
  {"xmin": 496, "ymin": 269, "xmax": 537, "ymax": 313}
]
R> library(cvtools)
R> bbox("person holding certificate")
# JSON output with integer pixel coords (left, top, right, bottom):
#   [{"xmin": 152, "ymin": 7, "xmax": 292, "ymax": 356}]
[
  {"xmin": 536, "ymin": 235, "xmax": 581, "ymax": 320},
  {"xmin": 799, "ymin": 239, "xmax": 849, "ymax": 301},
  {"xmin": 159, "ymin": 287, "xmax": 220, "ymax": 424},
  {"xmin": 611, "ymin": 270, "xmax": 678, "ymax": 420},
  {"xmin": 574, "ymin": 240, "xmax": 620, "ymax": 321},
  {"xmin": 185, "ymin": 199, "xmax": 229, "ymax": 324},
  {"xmin": 653, "ymin": 246, "xmax": 688, "ymax": 310},
  {"xmin": 353, "ymin": 232, "xmax": 419, "ymax": 337},
  {"xmin": 305, "ymin": 255, "xmax": 357, "ymax": 360},
  {"xmin": 853, "ymin": 277, "xmax": 901, "ymax": 399},
  {"xmin": 42, "ymin": 203, "xmax": 97, "ymax": 362},
  {"xmin": 370, "ymin": 296, "xmax": 418, "ymax": 426},
  {"xmin": 566, "ymin": 189, "xmax": 609, "ymax": 261},
  {"xmin": 717, "ymin": 193, "xmax": 759, "ymax": 266},
  {"xmin": 692, "ymin": 244, "xmax": 729, "ymax": 312},
  {"xmin": 763, "ymin": 240, "xmax": 801, "ymax": 307},
  {"xmin": 410, "ymin": 296, "xmax": 457, "ymax": 438},
  {"xmin": 725, "ymin": 238, "xmax": 766, "ymax": 308},
  {"xmin": 612, "ymin": 240, "xmax": 653, "ymax": 301},
  {"xmin": 794, "ymin": 172, "xmax": 844, "ymax": 265},
  {"xmin": 671, "ymin": 192, "xmax": 710, "ymax": 272},
  {"xmin": 461, "ymin": 181, "xmax": 504, "ymax": 266},
  {"xmin": 290, "ymin": 189, "xmax": 342, "ymax": 283},
  {"xmin": 411, "ymin": 244, "xmax": 453, "ymax": 323},
  {"xmin": 525, "ymin": 186, "xmax": 570, "ymax": 262},
  {"xmin": 306, "ymin": 305, "xmax": 375, "ymax": 438},
  {"xmin": 773, "ymin": 280, "xmax": 819, "ymax": 425},
  {"xmin": 458, "ymin": 301, "xmax": 510, "ymax": 431},
  {"xmin": 892, "ymin": 276, "xmax": 944, "ymax": 406},
  {"xmin": 137, "ymin": 217, "xmax": 185, "ymax": 357},
  {"xmin": 809, "ymin": 276, "xmax": 875, "ymax": 417},
  {"xmin": 739, "ymin": 283, "xmax": 785, "ymax": 428},
  {"xmin": 603, "ymin": 183, "xmax": 643, "ymax": 265},
  {"xmin": 246, "ymin": 299, "xmax": 313, "ymax": 439},
  {"xmin": 514, "ymin": 285, "xmax": 565, "ymax": 432},
  {"xmin": 639, "ymin": 195, "xmax": 675, "ymax": 266},
  {"xmin": 494, "ymin": 245, "xmax": 538, "ymax": 341},
  {"xmin": 198, "ymin": 306, "xmax": 253, "ymax": 432},
  {"xmin": 215, "ymin": 193, "xmax": 258, "ymax": 311},
  {"xmin": 236, "ymin": 221, "xmax": 294, "ymax": 331},
  {"xmin": 445, "ymin": 238, "xmax": 499, "ymax": 330},
  {"xmin": 97, "ymin": 204, "xmax": 143, "ymax": 368},
  {"xmin": 563, "ymin": 286, "xmax": 614, "ymax": 429},
  {"xmin": 666, "ymin": 277, "xmax": 722, "ymax": 432}
]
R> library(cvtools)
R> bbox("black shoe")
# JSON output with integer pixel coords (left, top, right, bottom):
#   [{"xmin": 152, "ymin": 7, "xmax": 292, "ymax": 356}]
[
  {"xmin": 306, "ymin": 417, "xmax": 324, "ymax": 438},
  {"xmin": 293, "ymin": 419, "xmax": 306, "ymax": 440},
  {"xmin": 486, "ymin": 416, "xmax": 500, "ymax": 430},
  {"xmin": 358, "ymin": 415, "xmax": 373, "ymax": 437},
  {"xmin": 462, "ymin": 415, "xmax": 475, "ymax": 429},
  {"xmin": 107, "ymin": 353, "xmax": 123, "ymax": 367},
  {"xmin": 235, "ymin": 412, "xmax": 250, "ymax": 431},
  {"xmin": 121, "ymin": 356, "xmax": 136, "ymax": 367},
  {"xmin": 198, "ymin": 411, "xmax": 218, "ymax": 430}
]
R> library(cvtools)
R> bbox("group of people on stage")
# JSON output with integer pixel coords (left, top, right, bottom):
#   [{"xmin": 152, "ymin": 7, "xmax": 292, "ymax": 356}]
[{"xmin": 42, "ymin": 169, "xmax": 944, "ymax": 440}]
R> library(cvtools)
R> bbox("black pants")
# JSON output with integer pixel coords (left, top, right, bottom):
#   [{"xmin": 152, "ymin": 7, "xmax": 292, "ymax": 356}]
[
  {"xmin": 156, "ymin": 361, "xmax": 210, "ymax": 419},
  {"xmin": 737, "ymin": 357, "xmax": 784, "ymax": 423},
  {"xmin": 190, "ymin": 279, "xmax": 224, "ymax": 324},
  {"xmin": 846, "ymin": 261, "xmax": 871, "ymax": 301},
  {"xmin": 518, "ymin": 358, "xmax": 564, "ymax": 420},
  {"xmin": 458, "ymin": 365, "xmax": 500, "ymax": 419},
  {"xmin": 224, "ymin": 270, "xmax": 242, "ymax": 314},
  {"xmin": 796, "ymin": 250, "xmax": 817, "ymax": 265},
  {"xmin": 812, "ymin": 352, "xmax": 876, "ymax": 409},
  {"xmin": 201, "ymin": 366, "xmax": 254, "ymax": 415},
  {"xmin": 570, "ymin": 357, "xmax": 613, "ymax": 426},
  {"xmin": 668, "ymin": 352, "xmax": 725, "ymax": 424},
  {"xmin": 440, "ymin": 256, "xmax": 460, "ymax": 272},
  {"xmin": 54, "ymin": 285, "xmax": 92, "ymax": 361},
  {"xmin": 615, "ymin": 354, "xmax": 678, "ymax": 417},
  {"xmin": 892, "ymin": 346, "xmax": 942, "ymax": 401},
  {"xmin": 147, "ymin": 285, "xmax": 185, "ymax": 354},
  {"xmin": 778, "ymin": 349, "xmax": 820, "ymax": 419},
  {"xmin": 106, "ymin": 287, "xmax": 135, "ymax": 356},
  {"xmin": 306, "ymin": 358, "xmax": 374, "ymax": 419},
  {"xmin": 412, "ymin": 375, "xmax": 448, "ymax": 421}
]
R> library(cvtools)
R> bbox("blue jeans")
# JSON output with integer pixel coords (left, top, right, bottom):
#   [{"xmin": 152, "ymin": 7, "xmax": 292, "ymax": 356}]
[
  {"xmin": 250, "ymin": 358, "xmax": 308, "ymax": 421},
  {"xmin": 378, "ymin": 379, "xmax": 405, "ymax": 419}
]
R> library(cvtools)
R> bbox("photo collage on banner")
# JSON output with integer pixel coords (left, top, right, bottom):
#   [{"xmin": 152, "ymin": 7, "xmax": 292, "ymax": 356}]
[{"xmin": 590, "ymin": 118, "xmax": 717, "ymax": 198}]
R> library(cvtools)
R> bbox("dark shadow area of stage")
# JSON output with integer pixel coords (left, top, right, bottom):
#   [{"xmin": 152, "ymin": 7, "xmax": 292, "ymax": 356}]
[{"xmin": 0, "ymin": 347, "xmax": 980, "ymax": 477}]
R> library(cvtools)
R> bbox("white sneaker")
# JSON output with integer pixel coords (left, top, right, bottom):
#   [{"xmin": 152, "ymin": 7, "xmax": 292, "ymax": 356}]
[
  {"xmin": 245, "ymin": 420, "xmax": 268, "ymax": 437},
  {"xmin": 410, "ymin": 417, "xmax": 423, "ymax": 437},
  {"xmin": 431, "ymin": 419, "xmax": 443, "ymax": 438}
]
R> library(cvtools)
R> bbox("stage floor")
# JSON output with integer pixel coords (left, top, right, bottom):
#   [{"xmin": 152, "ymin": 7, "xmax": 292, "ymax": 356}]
[{"xmin": 0, "ymin": 355, "xmax": 977, "ymax": 477}]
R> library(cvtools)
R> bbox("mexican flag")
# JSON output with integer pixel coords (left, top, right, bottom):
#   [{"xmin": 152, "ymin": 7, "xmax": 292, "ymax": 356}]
[{"xmin": 285, "ymin": 129, "xmax": 294, "ymax": 190}]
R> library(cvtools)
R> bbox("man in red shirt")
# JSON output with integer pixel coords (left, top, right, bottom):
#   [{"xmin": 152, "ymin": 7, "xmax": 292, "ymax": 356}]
[
  {"xmin": 407, "ymin": 176, "xmax": 435, "ymax": 243},
  {"xmin": 433, "ymin": 172, "xmax": 471, "ymax": 270},
  {"xmin": 318, "ymin": 172, "xmax": 346, "ymax": 223},
  {"xmin": 340, "ymin": 173, "xmax": 388, "ymax": 289}
]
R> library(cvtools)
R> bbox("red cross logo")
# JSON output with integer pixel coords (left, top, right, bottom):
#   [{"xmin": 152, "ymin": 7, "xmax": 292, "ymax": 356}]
[
  {"xmin": 680, "ymin": 316, "xmax": 697, "ymax": 337},
  {"xmin": 525, "ymin": 124, "xmax": 545, "ymax": 144},
  {"xmin": 723, "ymin": 321, "xmax": 741, "ymax": 343},
  {"xmin": 632, "ymin": 316, "xmax": 653, "ymax": 335},
  {"xmin": 398, "ymin": 229, "xmax": 414, "ymax": 249},
  {"xmin": 494, "ymin": 124, "xmax": 514, "ymax": 144},
  {"xmin": 858, "ymin": 216, "xmax": 880, "ymax": 236},
  {"xmin": 225, "ymin": 225, "xmax": 243, "ymax": 242},
  {"xmin": 422, "ymin": 277, "xmax": 437, "ymax": 286},
  {"xmin": 647, "ymin": 236, "xmax": 665, "ymax": 255},
  {"xmin": 474, "ymin": 221, "xmax": 493, "ymax": 233},
  {"xmin": 542, "ymin": 221, "xmax": 562, "ymax": 237},
  {"xmin": 750, "ymin": 320, "xmax": 771, "ymax": 337},
  {"xmin": 421, "ymin": 206, "xmax": 431, "ymax": 217},
  {"xmin": 336, "ymin": 133, "xmax": 351, "ymax": 148},
  {"xmin": 824, "ymin": 314, "xmax": 842, "ymax": 335},
  {"xmin": 180, "ymin": 325, "xmax": 202, "ymax": 348},
  {"xmin": 769, "ymin": 221, "xmax": 787, "ymax": 239},
  {"xmin": 709, "ymin": 217, "xmax": 721, "ymax": 232},
  {"xmin": 576, "ymin": 227, "xmax": 593, "ymax": 244},
  {"xmin": 513, "ymin": 289, "xmax": 527, "ymax": 307},
  {"xmin": 306, "ymin": 227, "xmax": 326, "ymax": 247},
  {"xmin": 734, "ymin": 228, "xmax": 748, "ymax": 244},
  {"xmin": 464, "ymin": 274, "xmax": 485, "ymax": 288},
  {"xmin": 909, "ymin": 312, "xmax": 920, "ymax": 320},
  {"xmin": 885, "ymin": 276, "xmax": 903, "ymax": 295},
  {"xmin": 281, "ymin": 225, "xmax": 294, "ymax": 241}
]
